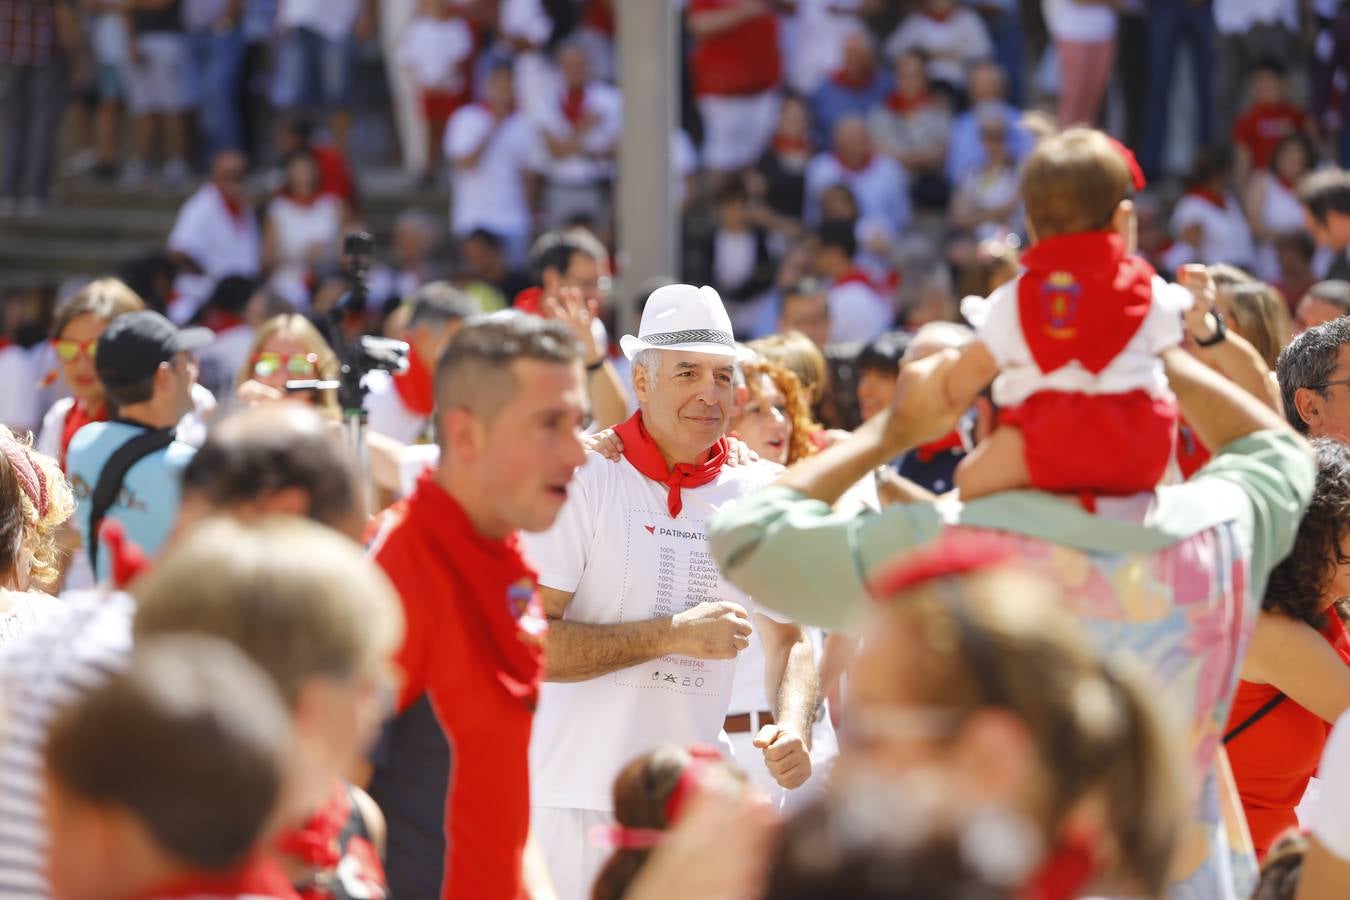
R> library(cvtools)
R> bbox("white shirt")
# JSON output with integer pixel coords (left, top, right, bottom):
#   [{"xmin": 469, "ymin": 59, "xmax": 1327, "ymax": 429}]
[
  {"xmin": 783, "ymin": 0, "xmax": 865, "ymax": 94},
  {"xmin": 445, "ymin": 104, "xmax": 536, "ymax": 237},
  {"xmin": 1309, "ymin": 711, "xmax": 1350, "ymax": 861},
  {"xmin": 1042, "ymin": 0, "xmax": 1117, "ymax": 42},
  {"xmin": 673, "ymin": 128, "xmax": 698, "ymax": 208},
  {"xmin": 1213, "ymin": 0, "xmax": 1298, "ymax": 34},
  {"xmin": 167, "ymin": 185, "xmax": 261, "ymax": 320},
  {"xmin": 522, "ymin": 452, "xmax": 785, "ymax": 811},
  {"xmin": 396, "ymin": 16, "xmax": 473, "ymax": 92},
  {"xmin": 528, "ymin": 82, "xmax": 623, "ymax": 185},
  {"xmin": 804, "ymin": 152, "xmax": 912, "ymax": 234},
  {"xmin": 0, "ymin": 590, "xmax": 134, "ymax": 898},
  {"xmin": 362, "ymin": 369, "xmax": 428, "ymax": 444},
  {"xmin": 884, "ymin": 9, "xmax": 992, "ymax": 88},
  {"xmin": 962, "ymin": 274, "xmax": 1193, "ymax": 408},
  {"xmin": 1169, "ymin": 193, "xmax": 1256, "ymax": 269},
  {"xmin": 277, "ymin": 0, "xmax": 360, "ymax": 42},
  {"xmin": 828, "ymin": 279, "xmax": 893, "ymax": 345},
  {"xmin": 0, "ymin": 345, "xmax": 38, "ymax": 434}
]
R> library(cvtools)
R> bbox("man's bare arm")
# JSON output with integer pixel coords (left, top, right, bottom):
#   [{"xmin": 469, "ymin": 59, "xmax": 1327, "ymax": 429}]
[
  {"xmin": 541, "ymin": 586, "xmax": 752, "ymax": 682},
  {"xmin": 756, "ymin": 614, "xmax": 816, "ymax": 740}
]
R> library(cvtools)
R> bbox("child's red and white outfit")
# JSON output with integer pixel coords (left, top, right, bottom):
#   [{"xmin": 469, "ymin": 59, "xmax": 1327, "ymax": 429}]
[{"xmin": 961, "ymin": 231, "xmax": 1193, "ymax": 497}]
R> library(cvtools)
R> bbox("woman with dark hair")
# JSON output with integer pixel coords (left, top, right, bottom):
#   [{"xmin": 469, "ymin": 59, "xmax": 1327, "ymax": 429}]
[
  {"xmin": 1225, "ymin": 438, "xmax": 1350, "ymax": 856},
  {"xmin": 262, "ymin": 148, "xmax": 346, "ymax": 308},
  {"xmin": 1245, "ymin": 132, "xmax": 1320, "ymax": 284}
]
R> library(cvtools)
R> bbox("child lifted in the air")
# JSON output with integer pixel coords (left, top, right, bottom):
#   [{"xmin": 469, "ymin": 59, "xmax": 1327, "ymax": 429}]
[{"xmin": 945, "ymin": 128, "xmax": 1197, "ymax": 502}]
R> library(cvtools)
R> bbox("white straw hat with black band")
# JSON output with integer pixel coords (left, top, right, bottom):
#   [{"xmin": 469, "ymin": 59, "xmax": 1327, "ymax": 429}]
[{"xmin": 619, "ymin": 284, "xmax": 754, "ymax": 361}]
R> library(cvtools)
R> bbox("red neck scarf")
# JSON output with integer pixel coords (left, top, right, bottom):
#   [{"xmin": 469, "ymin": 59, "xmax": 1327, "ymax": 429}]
[
  {"xmin": 914, "ymin": 428, "xmax": 964, "ymax": 463},
  {"xmin": 835, "ymin": 152, "xmax": 873, "ymax": 174},
  {"xmin": 214, "ymin": 184, "xmax": 246, "ymax": 223},
  {"xmin": 922, "ymin": 7, "xmax": 956, "ymax": 22},
  {"xmin": 200, "ymin": 309, "xmax": 245, "ymax": 333},
  {"xmin": 411, "ymin": 473, "xmax": 546, "ymax": 704},
  {"xmin": 613, "ymin": 412, "xmax": 728, "ymax": 518},
  {"xmin": 121, "ymin": 856, "xmax": 293, "ymax": 900},
  {"xmin": 772, "ymin": 134, "xmax": 810, "ymax": 158},
  {"xmin": 1187, "ymin": 186, "xmax": 1227, "ymax": 209},
  {"xmin": 513, "ymin": 286, "xmax": 544, "ymax": 315},
  {"xmin": 274, "ymin": 782, "xmax": 346, "ymax": 885},
  {"xmin": 835, "ymin": 268, "xmax": 875, "ymax": 289},
  {"xmin": 1017, "ymin": 232, "xmax": 1154, "ymax": 376},
  {"xmin": 562, "ymin": 86, "xmax": 587, "ymax": 124},
  {"xmin": 1019, "ymin": 833, "xmax": 1098, "ymax": 900},
  {"xmin": 392, "ymin": 346, "xmax": 435, "ymax": 418},
  {"xmin": 887, "ymin": 89, "xmax": 929, "ymax": 114},
  {"xmin": 60, "ymin": 399, "xmax": 105, "ymax": 472},
  {"xmin": 831, "ymin": 65, "xmax": 875, "ymax": 91}
]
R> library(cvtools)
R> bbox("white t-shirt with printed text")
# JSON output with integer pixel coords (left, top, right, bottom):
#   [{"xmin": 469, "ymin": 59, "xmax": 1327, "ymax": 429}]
[{"xmin": 522, "ymin": 452, "xmax": 785, "ymax": 811}]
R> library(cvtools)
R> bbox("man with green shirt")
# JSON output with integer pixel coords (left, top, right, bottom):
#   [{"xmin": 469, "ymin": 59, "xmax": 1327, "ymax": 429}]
[{"xmin": 710, "ymin": 347, "xmax": 1314, "ymax": 898}]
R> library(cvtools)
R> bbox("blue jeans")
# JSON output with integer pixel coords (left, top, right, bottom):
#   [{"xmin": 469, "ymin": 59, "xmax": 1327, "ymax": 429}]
[
  {"xmin": 981, "ymin": 9, "xmax": 1024, "ymax": 108},
  {"xmin": 1140, "ymin": 0, "xmax": 1214, "ymax": 178},
  {"xmin": 191, "ymin": 27, "xmax": 246, "ymax": 156},
  {"xmin": 271, "ymin": 26, "xmax": 353, "ymax": 112}
]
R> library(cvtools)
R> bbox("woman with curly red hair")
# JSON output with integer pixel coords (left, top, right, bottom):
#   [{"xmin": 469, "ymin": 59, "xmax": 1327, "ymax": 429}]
[{"xmin": 730, "ymin": 356, "xmax": 819, "ymax": 467}]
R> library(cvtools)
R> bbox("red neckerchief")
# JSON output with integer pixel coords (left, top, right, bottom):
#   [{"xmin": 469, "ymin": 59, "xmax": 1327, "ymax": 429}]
[
  {"xmin": 0, "ymin": 336, "xmax": 11, "ymax": 350},
  {"xmin": 834, "ymin": 152, "xmax": 873, "ymax": 174},
  {"xmin": 1019, "ymin": 834, "xmax": 1097, "ymax": 900},
  {"xmin": 391, "ymin": 346, "xmax": 435, "ymax": 418},
  {"xmin": 60, "ymin": 399, "xmax": 105, "ymax": 472},
  {"xmin": 513, "ymin": 286, "xmax": 543, "ymax": 315},
  {"xmin": 887, "ymin": 90, "xmax": 930, "ymax": 114},
  {"xmin": 214, "ymin": 184, "xmax": 246, "ymax": 224},
  {"xmin": 121, "ymin": 855, "xmax": 294, "ymax": 900},
  {"xmin": 831, "ymin": 65, "xmax": 876, "ymax": 91},
  {"xmin": 200, "ymin": 309, "xmax": 245, "ymax": 333},
  {"xmin": 561, "ymin": 86, "xmax": 587, "ymax": 125},
  {"xmin": 772, "ymin": 135, "xmax": 810, "ymax": 158},
  {"xmin": 834, "ymin": 268, "xmax": 875, "ymax": 290},
  {"xmin": 410, "ymin": 472, "xmax": 546, "ymax": 705},
  {"xmin": 274, "ymin": 783, "xmax": 347, "ymax": 875},
  {"xmin": 914, "ymin": 429, "xmax": 964, "ymax": 463},
  {"xmin": 583, "ymin": 0, "xmax": 613, "ymax": 35},
  {"xmin": 613, "ymin": 411, "xmax": 728, "ymax": 518},
  {"xmin": 1186, "ymin": 186, "xmax": 1227, "ymax": 209},
  {"xmin": 1017, "ymin": 232, "xmax": 1154, "ymax": 376},
  {"xmin": 1277, "ymin": 173, "xmax": 1298, "ymax": 192},
  {"xmin": 922, "ymin": 7, "xmax": 956, "ymax": 22}
]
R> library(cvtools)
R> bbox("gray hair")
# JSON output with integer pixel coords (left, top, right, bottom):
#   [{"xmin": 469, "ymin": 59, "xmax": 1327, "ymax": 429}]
[
  {"xmin": 1277, "ymin": 316, "xmax": 1350, "ymax": 433},
  {"xmin": 408, "ymin": 281, "xmax": 480, "ymax": 329},
  {"xmin": 633, "ymin": 348, "xmax": 662, "ymax": 382}
]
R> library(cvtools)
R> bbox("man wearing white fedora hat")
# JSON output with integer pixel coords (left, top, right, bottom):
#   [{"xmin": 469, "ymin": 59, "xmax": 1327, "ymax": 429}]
[{"xmin": 521, "ymin": 283, "xmax": 817, "ymax": 900}]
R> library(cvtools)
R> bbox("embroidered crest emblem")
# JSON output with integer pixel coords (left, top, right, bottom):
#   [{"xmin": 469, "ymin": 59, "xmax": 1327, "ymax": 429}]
[{"xmin": 1040, "ymin": 271, "xmax": 1081, "ymax": 339}]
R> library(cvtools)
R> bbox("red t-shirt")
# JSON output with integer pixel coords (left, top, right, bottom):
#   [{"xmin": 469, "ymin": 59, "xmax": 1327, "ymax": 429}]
[
  {"xmin": 371, "ymin": 475, "xmax": 545, "ymax": 900},
  {"xmin": 688, "ymin": 0, "xmax": 781, "ymax": 97},
  {"xmin": 1232, "ymin": 102, "xmax": 1306, "ymax": 170}
]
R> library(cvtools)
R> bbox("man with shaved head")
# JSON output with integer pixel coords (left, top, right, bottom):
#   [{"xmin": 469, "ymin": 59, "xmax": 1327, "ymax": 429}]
[{"xmin": 368, "ymin": 311, "xmax": 589, "ymax": 900}]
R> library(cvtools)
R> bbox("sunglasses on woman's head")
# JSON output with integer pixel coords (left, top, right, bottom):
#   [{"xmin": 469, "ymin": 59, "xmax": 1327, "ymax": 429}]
[
  {"xmin": 52, "ymin": 337, "xmax": 98, "ymax": 363},
  {"xmin": 253, "ymin": 351, "xmax": 318, "ymax": 379}
]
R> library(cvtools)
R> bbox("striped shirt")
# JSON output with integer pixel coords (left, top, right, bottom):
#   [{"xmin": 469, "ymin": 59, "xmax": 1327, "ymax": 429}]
[{"xmin": 0, "ymin": 590, "xmax": 134, "ymax": 899}]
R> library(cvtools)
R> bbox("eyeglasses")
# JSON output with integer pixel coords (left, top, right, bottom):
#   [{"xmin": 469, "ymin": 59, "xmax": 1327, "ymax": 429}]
[
  {"xmin": 253, "ymin": 351, "xmax": 319, "ymax": 379},
  {"xmin": 1309, "ymin": 377, "xmax": 1350, "ymax": 392},
  {"xmin": 52, "ymin": 337, "xmax": 98, "ymax": 363}
]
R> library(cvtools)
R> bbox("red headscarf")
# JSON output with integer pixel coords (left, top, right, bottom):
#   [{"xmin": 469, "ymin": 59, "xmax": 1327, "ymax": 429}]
[
  {"xmin": 1016, "ymin": 232, "xmax": 1154, "ymax": 376},
  {"xmin": 613, "ymin": 412, "xmax": 728, "ymax": 518}
]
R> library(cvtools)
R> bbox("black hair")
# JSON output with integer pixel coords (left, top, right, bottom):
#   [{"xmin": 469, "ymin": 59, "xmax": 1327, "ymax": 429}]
[
  {"xmin": 816, "ymin": 220, "xmax": 858, "ymax": 259},
  {"xmin": 856, "ymin": 331, "xmax": 911, "ymax": 377}
]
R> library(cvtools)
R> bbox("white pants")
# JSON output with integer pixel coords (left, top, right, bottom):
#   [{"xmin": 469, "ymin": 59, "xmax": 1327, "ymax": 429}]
[
  {"xmin": 378, "ymin": 0, "xmax": 425, "ymax": 173},
  {"xmin": 531, "ymin": 806, "xmax": 615, "ymax": 900},
  {"xmin": 697, "ymin": 90, "xmax": 780, "ymax": 172}
]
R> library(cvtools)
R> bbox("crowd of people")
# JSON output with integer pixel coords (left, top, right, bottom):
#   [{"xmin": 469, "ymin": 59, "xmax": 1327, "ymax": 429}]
[{"xmin": 8, "ymin": 3, "xmax": 1350, "ymax": 900}]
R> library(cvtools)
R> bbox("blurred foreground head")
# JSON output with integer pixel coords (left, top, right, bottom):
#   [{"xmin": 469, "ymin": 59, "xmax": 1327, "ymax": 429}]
[
  {"xmin": 43, "ymin": 636, "xmax": 291, "ymax": 900},
  {"xmin": 843, "ymin": 536, "xmax": 1183, "ymax": 896},
  {"xmin": 133, "ymin": 516, "xmax": 404, "ymax": 824}
]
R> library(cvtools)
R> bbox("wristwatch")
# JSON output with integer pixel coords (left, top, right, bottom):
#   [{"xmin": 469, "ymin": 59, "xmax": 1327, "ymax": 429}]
[{"xmin": 1194, "ymin": 311, "xmax": 1227, "ymax": 348}]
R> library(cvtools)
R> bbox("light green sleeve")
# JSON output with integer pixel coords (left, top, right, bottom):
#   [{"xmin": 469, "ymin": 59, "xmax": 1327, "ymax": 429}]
[
  {"xmin": 1191, "ymin": 429, "xmax": 1315, "ymax": 595},
  {"xmin": 710, "ymin": 485, "xmax": 942, "ymax": 631}
]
